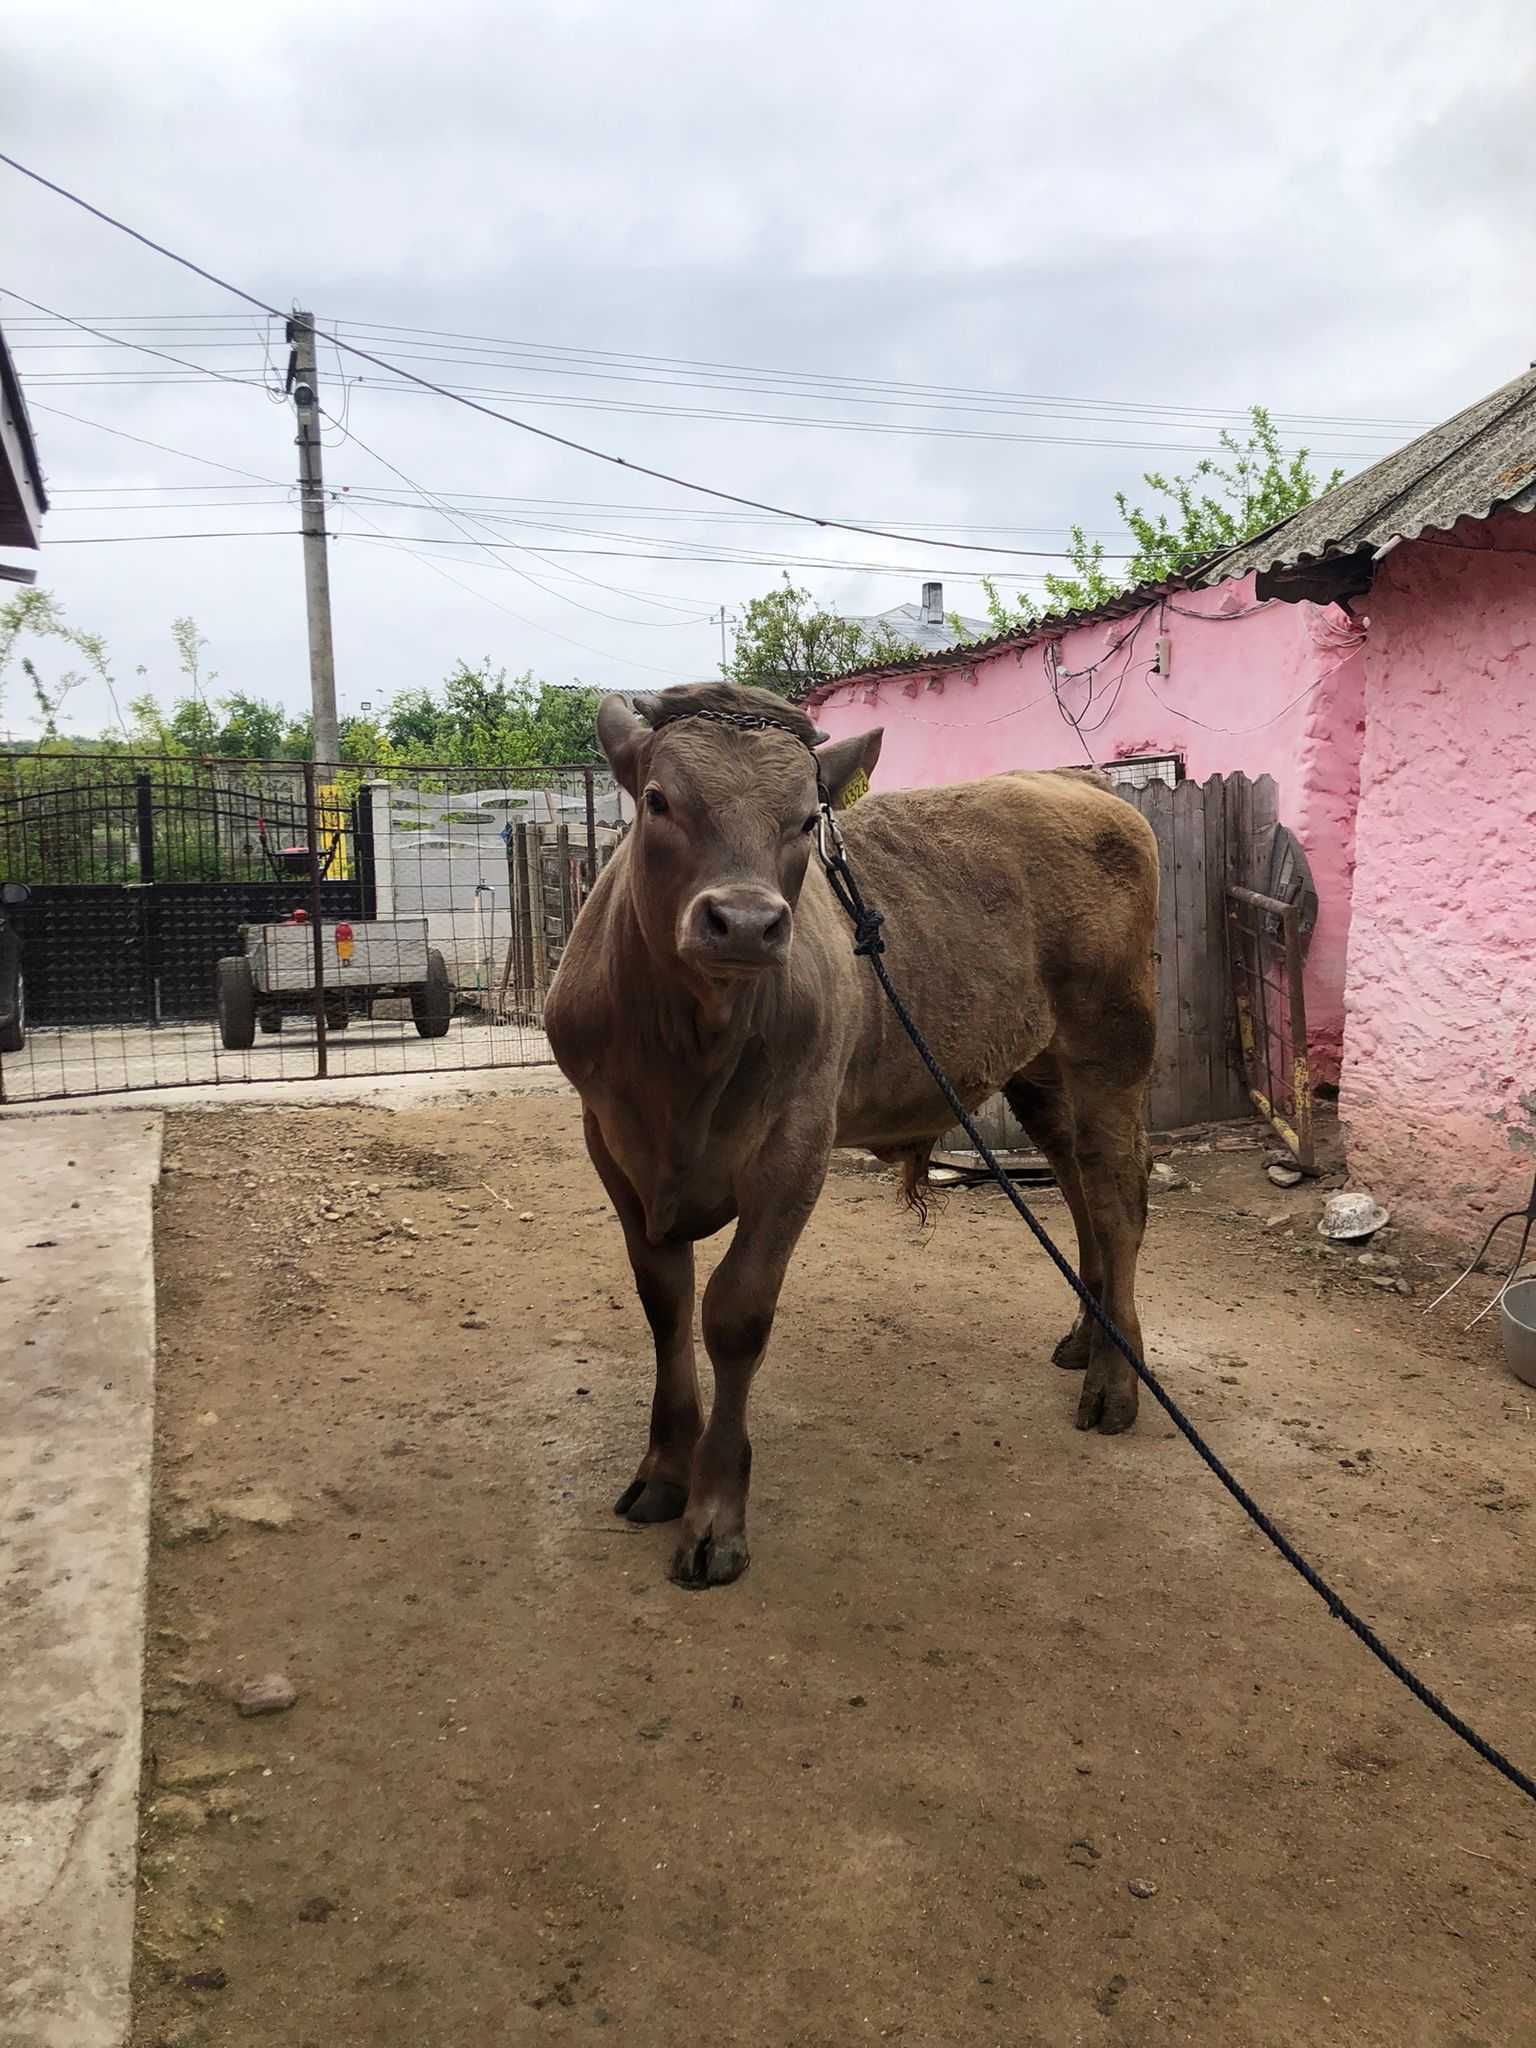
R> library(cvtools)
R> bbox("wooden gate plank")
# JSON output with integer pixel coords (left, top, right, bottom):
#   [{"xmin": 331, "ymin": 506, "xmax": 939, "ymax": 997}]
[
  {"xmin": 1202, "ymin": 773, "xmax": 1244, "ymax": 1116},
  {"xmin": 1171, "ymin": 777, "xmax": 1212, "ymax": 1123},
  {"xmin": 1139, "ymin": 779, "xmax": 1181, "ymax": 1130}
]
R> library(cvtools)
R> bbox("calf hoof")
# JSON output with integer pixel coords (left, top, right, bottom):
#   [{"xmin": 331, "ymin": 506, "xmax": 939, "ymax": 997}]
[
  {"xmin": 1074, "ymin": 1370, "xmax": 1139, "ymax": 1435},
  {"xmin": 670, "ymin": 1530, "xmax": 750, "ymax": 1589},
  {"xmin": 1053, "ymin": 1321, "xmax": 1091, "ymax": 1371},
  {"xmin": 613, "ymin": 1476, "xmax": 688, "ymax": 1524}
]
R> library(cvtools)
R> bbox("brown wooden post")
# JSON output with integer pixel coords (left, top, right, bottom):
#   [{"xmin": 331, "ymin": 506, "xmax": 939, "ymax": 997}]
[
  {"xmin": 303, "ymin": 760, "xmax": 328, "ymax": 1079},
  {"xmin": 513, "ymin": 823, "xmax": 536, "ymax": 1007}
]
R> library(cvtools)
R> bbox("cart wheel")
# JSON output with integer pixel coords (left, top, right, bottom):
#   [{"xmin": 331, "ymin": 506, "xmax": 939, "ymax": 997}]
[
  {"xmin": 217, "ymin": 956, "xmax": 257, "ymax": 1050},
  {"xmin": 0, "ymin": 966, "xmax": 24, "ymax": 1054},
  {"xmin": 257, "ymin": 1009, "xmax": 283, "ymax": 1035},
  {"xmin": 411, "ymin": 949, "xmax": 453, "ymax": 1038},
  {"xmin": 325, "ymin": 1002, "xmax": 350, "ymax": 1032}
]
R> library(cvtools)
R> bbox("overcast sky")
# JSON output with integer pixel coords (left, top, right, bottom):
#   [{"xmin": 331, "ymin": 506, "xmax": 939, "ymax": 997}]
[{"xmin": 4, "ymin": 0, "xmax": 1533, "ymax": 739}]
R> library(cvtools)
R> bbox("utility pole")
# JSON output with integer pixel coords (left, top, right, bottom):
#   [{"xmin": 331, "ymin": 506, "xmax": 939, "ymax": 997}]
[
  {"xmin": 286, "ymin": 311, "xmax": 339, "ymax": 771},
  {"xmin": 716, "ymin": 605, "xmax": 731, "ymax": 676}
]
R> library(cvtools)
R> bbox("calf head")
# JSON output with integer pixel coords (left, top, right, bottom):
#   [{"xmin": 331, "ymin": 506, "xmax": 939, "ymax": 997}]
[{"xmin": 597, "ymin": 684, "xmax": 882, "ymax": 980}]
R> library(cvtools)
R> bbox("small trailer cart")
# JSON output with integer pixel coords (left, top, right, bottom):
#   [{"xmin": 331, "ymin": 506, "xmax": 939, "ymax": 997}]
[{"xmin": 216, "ymin": 914, "xmax": 452, "ymax": 1049}]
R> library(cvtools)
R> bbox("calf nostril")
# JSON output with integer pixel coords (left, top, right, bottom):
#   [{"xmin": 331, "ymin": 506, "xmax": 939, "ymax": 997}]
[
  {"xmin": 762, "ymin": 908, "xmax": 787, "ymax": 945},
  {"xmin": 704, "ymin": 898, "xmax": 734, "ymax": 940}
]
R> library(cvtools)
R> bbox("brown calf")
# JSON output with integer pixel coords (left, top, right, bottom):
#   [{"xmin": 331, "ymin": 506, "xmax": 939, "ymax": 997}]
[{"xmin": 545, "ymin": 684, "xmax": 1159, "ymax": 1587}]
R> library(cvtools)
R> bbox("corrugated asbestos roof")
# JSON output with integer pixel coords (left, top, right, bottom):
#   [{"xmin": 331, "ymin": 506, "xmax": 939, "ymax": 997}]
[
  {"xmin": 804, "ymin": 576, "xmax": 1191, "ymax": 701},
  {"xmin": 1191, "ymin": 362, "xmax": 1536, "ymax": 588}
]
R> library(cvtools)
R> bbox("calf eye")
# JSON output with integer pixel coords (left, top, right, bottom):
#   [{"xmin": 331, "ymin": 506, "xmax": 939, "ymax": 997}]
[
  {"xmin": 801, "ymin": 812, "xmax": 819, "ymax": 835},
  {"xmin": 644, "ymin": 787, "xmax": 668, "ymax": 816}
]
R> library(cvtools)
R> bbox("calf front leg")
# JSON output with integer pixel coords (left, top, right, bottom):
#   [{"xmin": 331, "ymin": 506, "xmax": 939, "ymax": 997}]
[
  {"xmin": 583, "ymin": 1112, "xmax": 702, "ymax": 1524},
  {"xmin": 671, "ymin": 1163, "xmax": 824, "ymax": 1590}
]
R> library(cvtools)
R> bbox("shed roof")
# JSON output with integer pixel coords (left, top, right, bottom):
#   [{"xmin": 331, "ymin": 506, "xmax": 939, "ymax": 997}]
[
  {"xmin": 0, "ymin": 322, "xmax": 47, "ymax": 554},
  {"xmin": 1191, "ymin": 362, "xmax": 1536, "ymax": 597},
  {"xmin": 813, "ymin": 361, "xmax": 1536, "ymax": 698}
]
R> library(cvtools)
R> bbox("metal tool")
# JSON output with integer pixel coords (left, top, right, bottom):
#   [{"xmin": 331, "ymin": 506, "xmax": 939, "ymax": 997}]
[{"xmin": 1423, "ymin": 1168, "xmax": 1536, "ymax": 1327}]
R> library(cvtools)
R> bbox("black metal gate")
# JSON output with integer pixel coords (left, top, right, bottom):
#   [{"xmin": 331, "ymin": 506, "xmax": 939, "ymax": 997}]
[{"xmin": 0, "ymin": 752, "xmax": 615, "ymax": 1103}]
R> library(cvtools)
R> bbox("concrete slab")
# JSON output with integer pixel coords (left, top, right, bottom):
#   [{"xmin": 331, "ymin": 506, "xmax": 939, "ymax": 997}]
[
  {"xmin": 0, "ymin": 1016, "xmax": 554, "ymax": 1105},
  {"xmin": 0, "ymin": 1112, "xmax": 163, "ymax": 2048},
  {"xmin": 1, "ymin": 1061, "xmax": 569, "ymax": 1122}
]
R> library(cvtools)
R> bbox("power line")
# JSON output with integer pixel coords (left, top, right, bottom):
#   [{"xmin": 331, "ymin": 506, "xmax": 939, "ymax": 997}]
[
  {"xmin": 3, "ymin": 307, "xmax": 1434, "ymax": 432},
  {"xmin": 0, "ymin": 286, "xmax": 261, "ymax": 390},
  {"xmin": 15, "ymin": 366, "xmax": 1386, "ymax": 460},
  {"xmin": 318, "ymin": 409, "xmax": 718, "ymax": 626},
  {"xmin": 0, "ymin": 151, "xmax": 1366, "ymax": 561},
  {"xmin": 24, "ymin": 401, "xmax": 283, "ymax": 484},
  {"xmin": 10, "ymin": 335, "xmax": 1417, "ymax": 443},
  {"xmin": 327, "ymin": 509, "xmax": 697, "ymax": 680}
]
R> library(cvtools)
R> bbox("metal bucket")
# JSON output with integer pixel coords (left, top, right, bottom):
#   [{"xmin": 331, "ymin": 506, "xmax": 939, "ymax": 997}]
[{"xmin": 1502, "ymin": 1274, "xmax": 1536, "ymax": 1389}]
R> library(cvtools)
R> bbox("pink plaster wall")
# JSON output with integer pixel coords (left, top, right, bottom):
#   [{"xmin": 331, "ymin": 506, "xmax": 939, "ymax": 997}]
[
  {"xmin": 811, "ymin": 575, "xmax": 1367, "ymax": 1075},
  {"xmin": 1338, "ymin": 512, "xmax": 1536, "ymax": 1234}
]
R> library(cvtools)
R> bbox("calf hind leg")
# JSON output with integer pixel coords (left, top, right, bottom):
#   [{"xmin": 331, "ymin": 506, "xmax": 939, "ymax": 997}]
[
  {"xmin": 1003, "ymin": 1068, "xmax": 1101, "ymax": 1370},
  {"xmin": 1067, "ymin": 1083, "xmax": 1150, "ymax": 1434}
]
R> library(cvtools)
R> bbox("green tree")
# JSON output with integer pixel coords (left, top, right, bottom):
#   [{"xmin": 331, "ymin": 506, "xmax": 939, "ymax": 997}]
[
  {"xmin": 214, "ymin": 693, "xmax": 291, "ymax": 759},
  {"xmin": 725, "ymin": 576, "xmax": 921, "ymax": 696},
  {"xmin": 383, "ymin": 688, "xmax": 442, "ymax": 754},
  {"xmin": 978, "ymin": 406, "xmax": 1343, "ymax": 635}
]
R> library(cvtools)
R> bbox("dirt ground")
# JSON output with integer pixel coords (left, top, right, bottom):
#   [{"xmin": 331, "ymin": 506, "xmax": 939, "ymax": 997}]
[{"xmin": 134, "ymin": 1092, "xmax": 1536, "ymax": 2048}]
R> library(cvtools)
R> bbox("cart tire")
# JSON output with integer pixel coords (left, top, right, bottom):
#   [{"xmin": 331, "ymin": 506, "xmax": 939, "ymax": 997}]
[
  {"xmin": 257, "ymin": 1009, "xmax": 283, "ymax": 1035},
  {"xmin": 217, "ymin": 956, "xmax": 257, "ymax": 1050},
  {"xmin": 411, "ymin": 950, "xmax": 453, "ymax": 1038},
  {"xmin": 325, "ymin": 1002, "xmax": 350, "ymax": 1032},
  {"xmin": 0, "ymin": 967, "xmax": 24, "ymax": 1054}
]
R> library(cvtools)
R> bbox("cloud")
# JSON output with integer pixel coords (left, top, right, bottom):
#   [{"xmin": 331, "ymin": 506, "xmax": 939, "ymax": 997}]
[{"xmin": 5, "ymin": 0, "xmax": 1533, "ymax": 736}]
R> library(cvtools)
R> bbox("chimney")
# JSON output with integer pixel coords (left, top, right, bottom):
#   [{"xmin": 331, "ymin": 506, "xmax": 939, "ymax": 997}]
[{"xmin": 921, "ymin": 580, "xmax": 943, "ymax": 625}]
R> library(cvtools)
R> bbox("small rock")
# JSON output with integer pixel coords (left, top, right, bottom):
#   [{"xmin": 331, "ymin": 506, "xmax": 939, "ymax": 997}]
[
  {"xmin": 459, "ymin": 1314, "xmax": 488, "ymax": 1331},
  {"xmin": 234, "ymin": 1672, "xmax": 298, "ymax": 1718},
  {"xmin": 214, "ymin": 1491, "xmax": 296, "ymax": 1530},
  {"xmin": 1266, "ymin": 1163, "xmax": 1303, "ymax": 1188},
  {"xmin": 1264, "ymin": 1213, "xmax": 1291, "ymax": 1231},
  {"xmin": 1150, "ymin": 1164, "xmax": 1188, "ymax": 1191},
  {"xmin": 1074, "ymin": 1760, "xmax": 1093, "ymax": 1775},
  {"xmin": 145, "ymin": 1690, "xmax": 188, "ymax": 1717},
  {"xmin": 1394, "ymin": 1278, "xmax": 1414, "ymax": 1297},
  {"xmin": 1094, "ymin": 1973, "xmax": 1129, "ymax": 2017},
  {"xmin": 160, "ymin": 1504, "xmax": 222, "ymax": 1548},
  {"xmin": 1370, "ymin": 1275, "xmax": 1399, "ymax": 1291},
  {"xmin": 1127, "ymin": 1877, "xmax": 1159, "ymax": 1899},
  {"xmin": 297, "ymin": 1894, "xmax": 338, "ymax": 1923},
  {"xmin": 847, "ymin": 1694, "xmax": 867, "ymax": 1708},
  {"xmin": 181, "ymin": 1968, "xmax": 228, "ymax": 1992},
  {"xmin": 518, "ymin": 1211, "xmax": 535, "ymax": 1223},
  {"xmin": 158, "ymin": 1749, "xmax": 264, "ymax": 1790},
  {"xmin": 1066, "ymin": 1838, "xmax": 1100, "ymax": 1868},
  {"xmin": 152, "ymin": 1795, "xmax": 207, "ymax": 1835}
]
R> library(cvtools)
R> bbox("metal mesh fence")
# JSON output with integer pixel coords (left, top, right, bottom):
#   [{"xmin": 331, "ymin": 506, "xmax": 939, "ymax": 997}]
[{"xmin": 0, "ymin": 753, "xmax": 626, "ymax": 1103}]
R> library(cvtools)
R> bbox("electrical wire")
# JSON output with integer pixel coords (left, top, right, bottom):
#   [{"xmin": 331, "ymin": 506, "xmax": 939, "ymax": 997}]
[
  {"xmin": 329, "ymin": 509, "xmax": 694, "ymax": 680},
  {"xmin": 317, "ymin": 408, "xmax": 718, "ymax": 627},
  {"xmin": 0, "ymin": 286, "xmax": 262, "ymax": 390},
  {"xmin": 23, "ymin": 402, "xmax": 284, "ymax": 485},
  {"xmin": 0, "ymin": 151, "xmax": 1379, "ymax": 561},
  {"xmin": 5, "ymin": 308, "xmax": 1434, "ymax": 432}
]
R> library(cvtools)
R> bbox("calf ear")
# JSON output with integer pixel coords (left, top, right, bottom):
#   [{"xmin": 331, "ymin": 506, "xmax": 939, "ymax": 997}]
[
  {"xmin": 814, "ymin": 728, "xmax": 883, "ymax": 805},
  {"xmin": 596, "ymin": 695, "xmax": 651, "ymax": 796}
]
